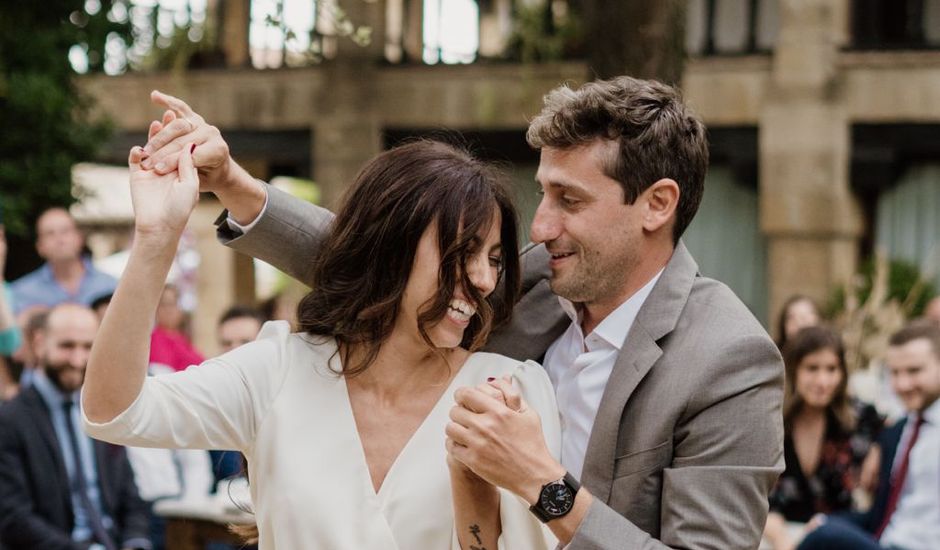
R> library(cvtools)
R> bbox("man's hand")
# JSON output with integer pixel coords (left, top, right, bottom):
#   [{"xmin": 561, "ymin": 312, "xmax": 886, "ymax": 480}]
[
  {"xmin": 446, "ymin": 378, "xmax": 564, "ymax": 504},
  {"xmin": 142, "ymin": 90, "xmax": 265, "ymax": 224},
  {"xmin": 142, "ymin": 91, "xmax": 233, "ymax": 193},
  {"xmin": 129, "ymin": 143, "xmax": 199, "ymax": 240}
]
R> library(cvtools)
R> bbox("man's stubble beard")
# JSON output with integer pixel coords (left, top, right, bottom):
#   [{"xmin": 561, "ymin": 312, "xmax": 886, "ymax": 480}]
[{"xmin": 41, "ymin": 359, "xmax": 85, "ymax": 394}]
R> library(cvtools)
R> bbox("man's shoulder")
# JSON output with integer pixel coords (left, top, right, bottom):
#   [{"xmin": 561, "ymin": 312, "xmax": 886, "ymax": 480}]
[
  {"xmin": 9, "ymin": 266, "xmax": 47, "ymax": 293},
  {"xmin": 682, "ymin": 273, "xmax": 771, "ymax": 341}
]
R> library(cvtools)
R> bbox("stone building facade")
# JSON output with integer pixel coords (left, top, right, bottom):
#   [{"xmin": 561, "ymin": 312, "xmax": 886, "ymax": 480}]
[{"xmin": 79, "ymin": 0, "xmax": 940, "ymax": 350}]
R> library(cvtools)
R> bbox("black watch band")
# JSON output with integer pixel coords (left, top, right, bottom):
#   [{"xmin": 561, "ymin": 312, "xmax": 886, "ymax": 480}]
[{"xmin": 529, "ymin": 472, "xmax": 581, "ymax": 523}]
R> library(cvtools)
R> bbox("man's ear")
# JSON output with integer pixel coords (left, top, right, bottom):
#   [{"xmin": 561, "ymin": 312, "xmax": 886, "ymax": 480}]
[{"xmin": 641, "ymin": 178, "xmax": 680, "ymax": 233}]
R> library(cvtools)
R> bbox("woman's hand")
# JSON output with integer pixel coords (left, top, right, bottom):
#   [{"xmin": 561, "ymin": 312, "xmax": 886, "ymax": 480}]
[
  {"xmin": 143, "ymin": 91, "xmax": 241, "ymax": 194},
  {"xmin": 129, "ymin": 143, "xmax": 200, "ymax": 241}
]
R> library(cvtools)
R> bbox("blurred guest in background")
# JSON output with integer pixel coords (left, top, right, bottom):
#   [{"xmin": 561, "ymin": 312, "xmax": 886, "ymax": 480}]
[
  {"xmin": 777, "ymin": 295, "xmax": 823, "ymax": 350},
  {"xmin": 10, "ymin": 208, "xmax": 117, "ymax": 314},
  {"xmin": 764, "ymin": 326, "xmax": 883, "ymax": 550},
  {"xmin": 149, "ymin": 284, "xmax": 203, "ymax": 372},
  {"xmin": 217, "ymin": 305, "xmax": 264, "ymax": 354},
  {"xmin": 923, "ymin": 296, "xmax": 940, "ymax": 326},
  {"xmin": 0, "ymin": 223, "xmax": 23, "ymax": 402},
  {"xmin": 9, "ymin": 308, "xmax": 49, "ymax": 391},
  {"xmin": 0, "ymin": 304, "xmax": 150, "ymax": 549},
  {"xmin": 208, "ymin": 305, "xmax": 265, "ymax": 491},
  {"xmin": 798, "ymin": 321, "xmax": 940, "ymax": 550}
]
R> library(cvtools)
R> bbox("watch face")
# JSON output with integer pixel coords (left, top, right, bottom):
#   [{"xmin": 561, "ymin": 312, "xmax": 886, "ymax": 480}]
[{"xmin": 539, "ymin": 481, "xmax": 574, "ymax": 516}]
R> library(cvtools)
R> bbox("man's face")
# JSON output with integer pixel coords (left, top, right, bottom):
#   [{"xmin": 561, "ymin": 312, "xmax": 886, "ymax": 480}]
[
  {"xmin": 36, "ymin": 210, "xmax": 83, "ymax": 264},
  {"xmin": 217, "ymin": 316, "xmax": 263, "ymax": 354},
  {"xmin": 885, "ymin": 338, "xmax": 940, "ymax": 413},
  {"xmin": 530, "ymin": 141, "xmax": 644, "ymax": 306},
  {"xmin": 39, "ymin": 307, "xmax": 99, "ymax": 394}
]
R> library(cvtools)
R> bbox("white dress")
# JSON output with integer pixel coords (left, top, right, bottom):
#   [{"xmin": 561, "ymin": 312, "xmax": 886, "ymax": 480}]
[{"xmin": 83, "ymin": 321, "xmax": 560, "ymax": 550}]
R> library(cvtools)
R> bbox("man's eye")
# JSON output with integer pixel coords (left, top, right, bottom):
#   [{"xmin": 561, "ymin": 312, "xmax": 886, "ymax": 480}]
[{"xmin": 561, "ymin": 195, "xmax": 580, "ymax": 207}]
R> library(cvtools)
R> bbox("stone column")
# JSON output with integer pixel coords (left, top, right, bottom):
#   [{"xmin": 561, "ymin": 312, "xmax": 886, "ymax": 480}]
[
  {"xmin": 213, "ymin": 0, "xmax": 250, "ymax": 68},
  {"xmin": 312, "ymin": 62, "xmax": 383, "ymax": 209},
  {"xmin": 188, "ymin": 196, "xmax": 245, "ymax": 357},
  {"xmin": 760, "ymin": 0, "xmax": 862, "ymax": 334}
]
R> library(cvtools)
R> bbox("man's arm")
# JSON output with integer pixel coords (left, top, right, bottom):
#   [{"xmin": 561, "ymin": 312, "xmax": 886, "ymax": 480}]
[
  {"xmin": 0, "ymin": 420, "xmax": 86, "ymax": 550},
  {"xmin": 450, "ymin": 333, "xmax": 784, "ymax": 550},
  {"xmin": 565, "ymin": 333, "xmax": 785, "ymax": 550},
  {"xmin": 215, "ymin": 184, "xmax": 333, "ymax": 288}
]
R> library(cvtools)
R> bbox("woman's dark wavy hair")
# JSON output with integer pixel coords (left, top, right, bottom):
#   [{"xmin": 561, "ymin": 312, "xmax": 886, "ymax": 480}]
[{"xmin": 295, "ymin": 140, "xmax": 522, "ymax": 377}]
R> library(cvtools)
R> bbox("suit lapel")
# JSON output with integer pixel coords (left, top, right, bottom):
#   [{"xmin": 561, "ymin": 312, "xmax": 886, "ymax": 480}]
[
  {"xmin": 22, "ymin": 387, "xmax": 74, "ymax": 515},
  {"xmin": 94, "ymin": 441, "xmax": 115, "ymax": 514},
  {"xmin": 580, "ymin": 242, "xmax": 699, "ymax": 501}
]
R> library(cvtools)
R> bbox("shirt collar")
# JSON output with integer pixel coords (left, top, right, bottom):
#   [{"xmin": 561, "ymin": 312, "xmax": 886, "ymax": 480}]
[
  {"xmin": 32, "ymin": 369, "xmax": 79, "ymax": 411},
  {"xmin": 557, "ymin": 268, "xmax": 665, "ymax": 351},
  {"xmin": 918, "ymin": 398, "xmax": 940, "ymax": 425}
]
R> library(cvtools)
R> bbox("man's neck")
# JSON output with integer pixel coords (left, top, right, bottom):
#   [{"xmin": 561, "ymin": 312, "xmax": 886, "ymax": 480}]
[
  {"xmin": 48, "ymin": 258, "xmax": 85, "ymax": 287},
  {"xmin": 580, "ymin": 247, "xmax": 672, "ymax": 336}
]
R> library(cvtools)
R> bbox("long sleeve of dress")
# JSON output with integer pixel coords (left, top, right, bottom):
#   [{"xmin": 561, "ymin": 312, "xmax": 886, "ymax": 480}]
[{"xmin": 82, "ymin": 321, "xmax": 295, "ymax": 454}]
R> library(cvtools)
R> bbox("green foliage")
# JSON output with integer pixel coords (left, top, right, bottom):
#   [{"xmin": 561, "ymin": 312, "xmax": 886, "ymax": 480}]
[
  {"xmin": 0, "ymin": 2, "xmax": 121, "ymax": 237},
  {"xmin": 829, "ymin": 258, "xmax": 936, "ymax": 319},
  {"xmin": 504, "ymin": 2, "xmax": 583, "ymax": 63}
]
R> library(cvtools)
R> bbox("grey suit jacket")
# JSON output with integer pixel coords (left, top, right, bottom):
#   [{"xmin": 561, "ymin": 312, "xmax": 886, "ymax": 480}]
[{"xmin": 217, "ymin": 185, "xmax": 785, "ymax": 550}]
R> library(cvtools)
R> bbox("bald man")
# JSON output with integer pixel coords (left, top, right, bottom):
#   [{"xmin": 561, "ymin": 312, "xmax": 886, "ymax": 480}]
[
  {"xmin": 0, "ymin": 304, "xmax": 150, "ymax": 549},
  {"xmin": 10, "ymin": 208, "xmax": 117, "ymax": 314}
]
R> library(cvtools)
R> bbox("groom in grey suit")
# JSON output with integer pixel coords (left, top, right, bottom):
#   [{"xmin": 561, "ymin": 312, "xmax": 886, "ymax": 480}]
[{"xmin": 140, "ymin": 76, "xmax": 784, "ymax": 549}]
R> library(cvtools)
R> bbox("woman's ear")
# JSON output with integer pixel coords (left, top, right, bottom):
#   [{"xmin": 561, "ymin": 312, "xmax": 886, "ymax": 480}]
[{"xmin": 642, "ymin": 178, "xmax": 680, "ymax": 234}]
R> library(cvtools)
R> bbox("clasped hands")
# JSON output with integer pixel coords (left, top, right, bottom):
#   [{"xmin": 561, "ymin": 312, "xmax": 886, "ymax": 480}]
[{"xmin": 446, "ymin": 376, "xmax": 565, "ymax": 505}]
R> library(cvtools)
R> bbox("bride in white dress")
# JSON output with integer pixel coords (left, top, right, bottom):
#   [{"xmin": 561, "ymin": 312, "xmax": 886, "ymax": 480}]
[{"xmin": 80, "ymin": 138, "xmax": 560, "ymax": 549}]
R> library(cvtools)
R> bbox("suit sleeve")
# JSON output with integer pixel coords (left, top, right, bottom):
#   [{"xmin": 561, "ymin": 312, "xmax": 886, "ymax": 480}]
[
  {"xmin": 567, "ymin": 333, "xmax": 785, "ymax": 550},
  {"xmin": 215, "ymin": 184, "xmax": 334, "ymax": 288},
  {"xmin": 0, "ymin": 419, "xmax": 86, "ymax": 550}
]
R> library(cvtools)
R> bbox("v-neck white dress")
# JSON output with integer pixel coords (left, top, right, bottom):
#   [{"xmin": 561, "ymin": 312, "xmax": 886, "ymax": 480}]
[{"xmin": 83, "ymin": 321, "xmax": 560, "ymax": 549}]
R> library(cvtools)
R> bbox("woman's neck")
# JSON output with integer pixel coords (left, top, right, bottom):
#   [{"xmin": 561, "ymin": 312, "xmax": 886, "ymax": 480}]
[
  {"xmin": 345, "ymin": 329, "xmax": 463, "ymax": 400},
  {"xmin": 795, "ymin": 403, "xmax": 827, "ymax": 424}
]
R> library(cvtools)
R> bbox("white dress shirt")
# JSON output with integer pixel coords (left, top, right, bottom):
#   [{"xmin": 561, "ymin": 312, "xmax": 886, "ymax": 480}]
[
  {"xmin": 879, "ymin": 399, "xmax": 940, "ymax": 550},
  {"xmin": 544, "ymin": 270, "xmax": 663, "ymax": 480}
]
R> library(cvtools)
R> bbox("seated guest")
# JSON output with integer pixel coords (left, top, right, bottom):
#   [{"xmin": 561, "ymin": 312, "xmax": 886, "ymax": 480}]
[
  {"xmin": 764, "ymin": 326, "xmax": 883, "ymax": 550},
  {"xmin": 149, "ymin": 285, "xmax": 203, "ymax": 372},
  {"xmin": 209, "ymin": 305, "xmax": 265, "ymax": 489},
  {"xmin": 798, "ymin": 320, "xmax": 940, "ymax": 550},
  {"xmin": 777, "ymin": 295, "xmax": 823, "ymax": 350},
  {"xmin": 0, "ymin": 304, "xmax": 150, "ymax": 549},
  {"xmin": 10, "ymin": 208, "xmax": 117, "ymax": 314},
  {"xmin": 216, "ymin": 305, "xmax": 264, "ymax": 354}
]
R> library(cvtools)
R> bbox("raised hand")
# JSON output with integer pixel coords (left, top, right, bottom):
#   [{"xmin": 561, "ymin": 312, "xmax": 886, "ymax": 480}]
[
  {"xmin": 129, "ymin": 144, "xmax": 200, "ymax": 239},
  {"xmin": 142, "ymin": 90, "xmax": 232, "ymax": 193}
]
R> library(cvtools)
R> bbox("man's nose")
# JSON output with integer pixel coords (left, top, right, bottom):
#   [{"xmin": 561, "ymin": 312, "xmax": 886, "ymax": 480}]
[{"xmin": 529, "ymin": 198, "xmax": 559, "ymax": 244}]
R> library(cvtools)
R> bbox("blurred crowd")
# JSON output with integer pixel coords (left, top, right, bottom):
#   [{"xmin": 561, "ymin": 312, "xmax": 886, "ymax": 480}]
[
  {"xmin": 0, "ymin": 206, "xmax": 938, "ymax": 550},
  {"xmin": 0, "ymin": 207, "xmax": 275, "ymax": 550}
]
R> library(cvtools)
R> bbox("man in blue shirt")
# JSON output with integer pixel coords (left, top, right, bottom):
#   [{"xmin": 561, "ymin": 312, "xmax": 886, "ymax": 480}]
[
  {"xmin": 10, "ymin": 208, "xmax": 117, "ymax": 314},
  {"xmin": 0, "ymin": 303, "xmax": 150, "ymax": 549}
]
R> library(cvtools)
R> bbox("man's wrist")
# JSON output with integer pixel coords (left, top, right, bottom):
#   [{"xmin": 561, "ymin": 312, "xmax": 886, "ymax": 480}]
[
  {"xmin": 215, "ymin": 160, "xmax": 267, "ymax": 225},
  {"xmin": 521, "ymin": 463, "xmax": 568, "ymax": 506}
]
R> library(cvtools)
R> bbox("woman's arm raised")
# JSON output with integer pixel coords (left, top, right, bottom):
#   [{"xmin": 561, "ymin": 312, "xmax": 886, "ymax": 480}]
[{"xmin": 82, "ymin": 144, "xmax": 200, "ymax": 423}]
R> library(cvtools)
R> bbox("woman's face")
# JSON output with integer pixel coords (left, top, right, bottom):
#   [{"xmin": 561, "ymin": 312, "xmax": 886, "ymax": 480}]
[
  {"xmin": 398, "ymin": 214, "xmax": 503, "ymax": 350},
  {"xmin": 795, "ymin": 347, "xmax": 843, "ymax": 409},
  {"xmin": 156, "ymin": 287, "xmax": 184, "ymax": 330},
  {"xmin": 784, "ymin": 299, "xmax": 821, "ymax": 340}
]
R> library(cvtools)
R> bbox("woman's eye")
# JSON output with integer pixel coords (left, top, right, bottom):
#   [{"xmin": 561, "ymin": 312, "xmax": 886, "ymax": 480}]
[{"xmin": 488, "ymin": 256, "xmax": 503, "ymax": 268}]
